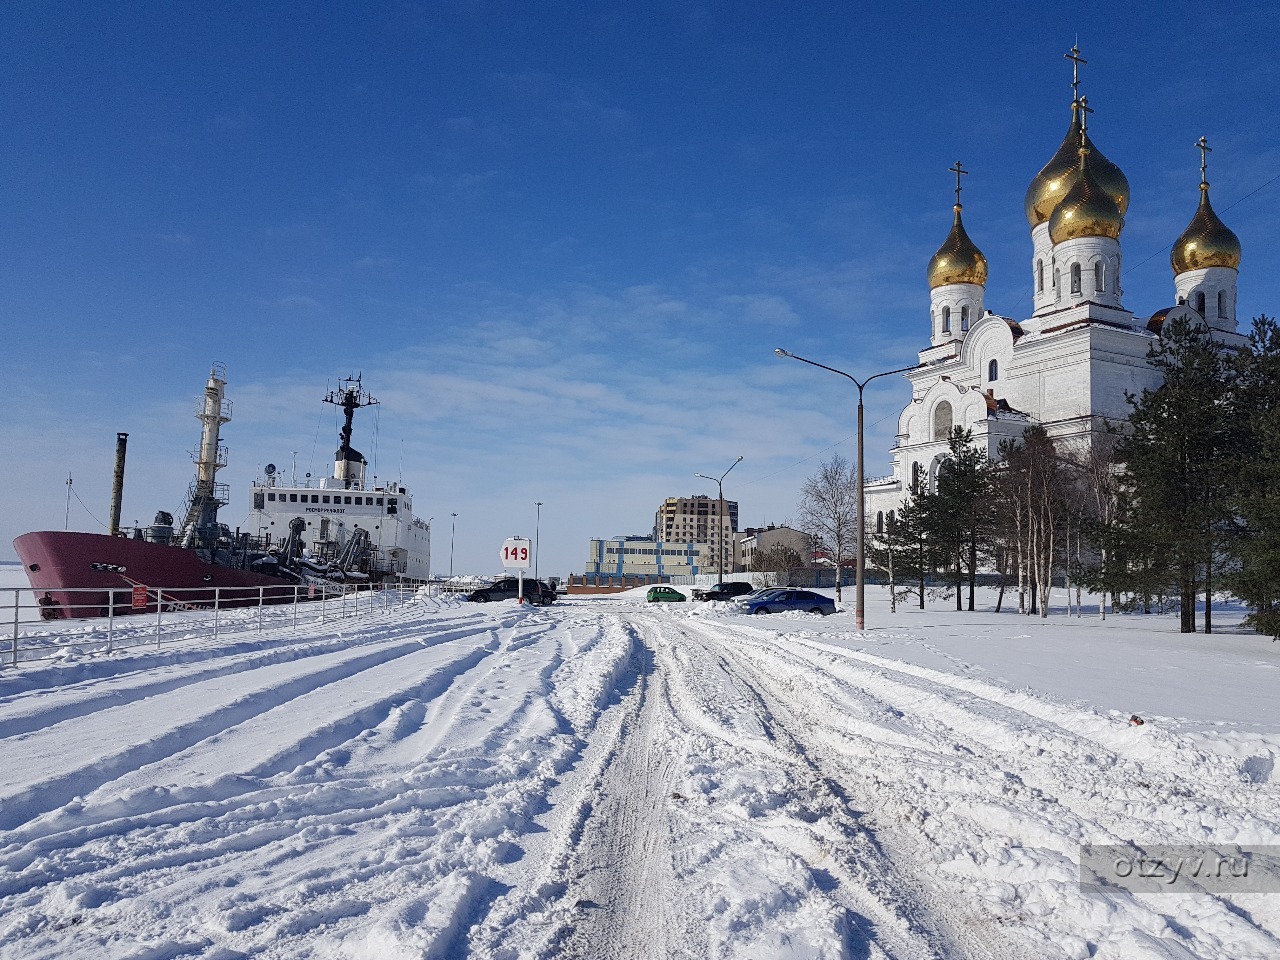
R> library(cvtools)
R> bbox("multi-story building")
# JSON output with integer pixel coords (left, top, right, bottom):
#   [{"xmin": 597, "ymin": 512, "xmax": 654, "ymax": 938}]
[
  {"xmin": 653, "ymin": 495, "xmax": 738, "ymax": 573},
  {"xmin": 585, "ymin": 536, "xmax": 714, "ymax": 578},
  {"xmin": 737, "ymin": 525, "xmax": 814, "ymax": 571}
]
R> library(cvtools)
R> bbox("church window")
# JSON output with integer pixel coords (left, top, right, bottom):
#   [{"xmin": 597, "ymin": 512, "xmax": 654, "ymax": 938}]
[
  {"xmin": 887, "ymin": 510, "xmax": 896, "ymax": 530},
  {"xmin": 1094, "ymin": 261, "xmax": 1104, "ymax": 293},
  {"xmin": 988, "ymin": 359, "xmax": 998, "ymax": 382},
  {"xmin": 942, "ymin": 307, "xmax": 951, "ymax": 333},
  {"xmin": 960, "ymin": 305, "xmax": 970, "ymax": 332},
  {"xmin": 933, "ymin": 400, "xmax": 953, "ymax": 441},
  {"xmin": 911, "ymin": 462, "xmax": 922, "ymax": 495},
  {"xmin": 1053, "ymin": 267, "xmax": 1061, "ymax": 299},
  {"xmin": 1218, "ymin": 290, "xmax": 1227, "ymax": 318},
  {"xmin": 1036, "ymin": 260, "xmax": 1044, "ymax": 292},
  {"xmin": 1070, "ymin": 263, "xmax": 1081, "ymax": 295},
  {"xmin": 1195, "ymin": 291, "xmax": 1206, "ymax": 315},
  {"xmin": 876, "ymin": 511, "xmax": 884, "ymax": 534}
]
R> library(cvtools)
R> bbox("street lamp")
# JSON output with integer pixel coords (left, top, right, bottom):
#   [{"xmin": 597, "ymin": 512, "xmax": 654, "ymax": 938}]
[
  {"xmin": 695, "ymin": 456, "xmax": 743, "ymax": 587},
  {"xmin": 775, "ymin": 347, "xmax": 916, "ymax": 632},
  {"xmin": 449, "ymin": 513, "xmax": 457, "ymax": 578},
  {"xmin": 534, "ymin": 502, "xmax": 543, "ymax": 580}
]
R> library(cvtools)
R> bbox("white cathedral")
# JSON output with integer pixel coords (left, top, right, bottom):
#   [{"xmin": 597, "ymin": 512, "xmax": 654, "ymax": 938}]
[{"xmin": 864, "ymin": 57, "xmax": 1245, "ymax": 528}]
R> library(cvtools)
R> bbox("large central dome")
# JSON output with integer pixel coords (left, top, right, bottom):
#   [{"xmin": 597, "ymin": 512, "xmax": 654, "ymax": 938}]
[{"xmin": 1025, "ymin": 103, "xmax": 1130, "ymax": 228}]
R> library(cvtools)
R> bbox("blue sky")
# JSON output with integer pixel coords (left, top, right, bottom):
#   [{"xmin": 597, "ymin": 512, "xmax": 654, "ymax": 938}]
[{"xmin": 4, "ymin": 1, "xmax": 1278, "ymax": 578}]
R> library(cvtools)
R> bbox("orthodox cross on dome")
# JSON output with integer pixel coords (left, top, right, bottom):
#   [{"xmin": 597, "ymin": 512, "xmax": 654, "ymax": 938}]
[
  {"xmin": 1197, "ymin": 135, "xmax": 1212, "ymax": 185},
  {"xmin": 949, "ymin": 160, "xmax": 968, "ymax": 206},
  {"xmin": 1065, "ymin": 43, "xmax": 1087, "ymax": 101},
  {"xmin": 1076, "ymin": 95, "xmax": 1094, "ymax": 150}
]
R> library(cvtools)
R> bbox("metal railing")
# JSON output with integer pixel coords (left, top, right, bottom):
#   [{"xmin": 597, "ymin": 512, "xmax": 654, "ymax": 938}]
[{"xmin": 2, "ymin": 581, "xmax": 420, "ymax": 668}]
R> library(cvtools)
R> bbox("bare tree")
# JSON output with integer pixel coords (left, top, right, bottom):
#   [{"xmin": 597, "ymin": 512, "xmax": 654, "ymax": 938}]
[{"xmin": 797, "ymin": 453, "xmax": 859, "ymax": 601}]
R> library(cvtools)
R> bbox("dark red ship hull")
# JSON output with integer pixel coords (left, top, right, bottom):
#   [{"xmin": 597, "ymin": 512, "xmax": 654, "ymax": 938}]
[{"xmin": 14, "ymin": 531, "xmax": 297, "ymax": 619}]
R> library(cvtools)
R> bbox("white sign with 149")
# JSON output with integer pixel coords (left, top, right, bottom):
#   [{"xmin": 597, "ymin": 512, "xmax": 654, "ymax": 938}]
[{"xmin": 500, "ymin": 537, "xmax": 532, "ymax": 569}]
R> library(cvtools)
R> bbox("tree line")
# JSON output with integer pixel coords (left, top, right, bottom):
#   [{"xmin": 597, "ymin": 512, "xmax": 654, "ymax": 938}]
[{"xmin": 799, "ymin": 315, "xmax": 1280, "ymax": 636}]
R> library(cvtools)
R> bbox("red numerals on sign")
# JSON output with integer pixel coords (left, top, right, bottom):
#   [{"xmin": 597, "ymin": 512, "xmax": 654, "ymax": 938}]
[{"xmin": 503, "ymin": 546, "xmax": 529, "ymax": 561}]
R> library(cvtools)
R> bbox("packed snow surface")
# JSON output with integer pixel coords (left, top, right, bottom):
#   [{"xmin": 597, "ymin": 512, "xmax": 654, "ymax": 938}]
[{"xmin": 2, "ymin": 580, "xmax": 1279, "ymax": 959}]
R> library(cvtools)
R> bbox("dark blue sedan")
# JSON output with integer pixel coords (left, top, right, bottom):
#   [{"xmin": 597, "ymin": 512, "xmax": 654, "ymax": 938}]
[{"xmin": 736, "ymin": 589, "xmax": 836, "ymax": 616}]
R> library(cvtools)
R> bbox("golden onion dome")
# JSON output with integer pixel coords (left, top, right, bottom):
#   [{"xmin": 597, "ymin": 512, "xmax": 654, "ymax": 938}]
[
  {"xmin": 1171, "ymin": 184, "xmax": 1241, "ymax": 273},
  {"xmin": 1048, "ymin": 149, "xmax": 1124, "ymax": 244},
  {"xmin": 927, "ymin": 205, "xmax": 988, "ymax": 288},
  {"xmin": 1025, "ymin": 104, "xmax": 1130, "ymax": 227}
]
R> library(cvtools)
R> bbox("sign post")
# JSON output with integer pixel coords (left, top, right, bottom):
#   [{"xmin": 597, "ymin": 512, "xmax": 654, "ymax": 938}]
[{"xmin": 500, "ymin": 537, "xmax": 532, "ymax": 602}]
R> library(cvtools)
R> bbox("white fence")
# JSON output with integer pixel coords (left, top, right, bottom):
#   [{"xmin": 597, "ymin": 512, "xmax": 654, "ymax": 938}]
[{"xmin": 2, "ymin": 580, "xmax": 428, "ymax": 669}]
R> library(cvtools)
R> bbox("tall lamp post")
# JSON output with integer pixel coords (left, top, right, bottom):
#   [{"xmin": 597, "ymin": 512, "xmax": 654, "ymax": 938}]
[
  {"xmin": 775, "ymin": 348, "xmax": 916, "ymax": 632},
  {"xmin": 534, "ymin": 501, "xmax": 543, "ymax": 580},
  {"xmin": 695, "ymin": 456, "xmax": 743, "ymax": 587},
  {"xmin": 449, "ymin": 513, "xmax": 458, "ymax": 578}
]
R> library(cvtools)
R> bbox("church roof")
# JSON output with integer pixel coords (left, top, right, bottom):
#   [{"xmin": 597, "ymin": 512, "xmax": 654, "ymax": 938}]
[
  {"xmin": 1048, "ymin": 147, "xmax": 1124, "ymax": 243},
  {"xmin": 927, "ymin": 205, "xmax": 988, "ymax": 288},
  {"xmin": 1171, "ymin": 183, "xmax": 1241, "ymax": 273}
]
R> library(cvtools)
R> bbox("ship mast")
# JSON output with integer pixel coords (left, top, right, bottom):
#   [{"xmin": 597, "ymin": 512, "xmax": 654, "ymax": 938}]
[
  {"xmin": 176, "ymin": 363, "xmax": 232, "ymax": 548},
  {"xmin": 325, "ymin": 375, "xmax": 377, "ymax": 489}
]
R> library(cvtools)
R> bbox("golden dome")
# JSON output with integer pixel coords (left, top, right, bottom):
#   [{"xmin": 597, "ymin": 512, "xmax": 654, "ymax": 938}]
[
  {"xmin": 1025, "ymin": 104, "xmax": 1130, "ymax": 227},
  {"xmin": 928, "ymin": 205, "xmax": 988, "ymax": 288},
  {"xmin": 1171, "ymin": 184, "xmax": 1241, "ymax": 273},
  {"xmin": 1048, "ymin": 149, "xmax": 1124, "ymax": 244}
]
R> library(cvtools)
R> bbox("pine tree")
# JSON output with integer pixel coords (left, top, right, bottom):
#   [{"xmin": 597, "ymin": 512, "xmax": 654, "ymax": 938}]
[
  {"xmin": 918, "ymin": 427, "xmax": 997, "ymax": 611},
  {"xmin": 1115, "ymin": 315, "xmax": 1233, "ymax": 633},
  {"xmin": 1226, "ymin": 316, "xmax": 1280, "ymax": 637}
]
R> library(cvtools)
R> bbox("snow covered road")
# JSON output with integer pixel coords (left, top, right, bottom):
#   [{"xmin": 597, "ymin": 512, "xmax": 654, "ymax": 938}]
[{"xmin": 2, "ymin": 592, "xmax": 1278, "ymax": 959}]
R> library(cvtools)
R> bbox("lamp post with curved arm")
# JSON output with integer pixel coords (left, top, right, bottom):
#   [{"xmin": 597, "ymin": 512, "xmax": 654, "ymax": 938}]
[
  {"xmin": 775, "ymin": 348, "xmax": 916, "ymax": 631},
  {"xmin": 695, "ymin": 456, "xmax": 743, "ymax": 587}
]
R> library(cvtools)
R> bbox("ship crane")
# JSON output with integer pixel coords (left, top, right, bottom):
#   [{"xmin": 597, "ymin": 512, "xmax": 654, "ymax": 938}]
[{"xmin": 175, "ymin": 363, "xmax": 232, "ymax": 549}]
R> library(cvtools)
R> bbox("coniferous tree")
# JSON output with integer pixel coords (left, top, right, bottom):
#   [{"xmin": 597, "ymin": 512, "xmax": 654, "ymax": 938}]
[
  {"xmin": 1226, "ymin": 316, "xmax": 1280, "ymax": 637},
  {"xmin": 918, "ymin": 427, "xmax": 997, "ymax": 611},
  {"xmin": 1115, "ymin": 315, "xmax": 1233, "ymax": 633}
]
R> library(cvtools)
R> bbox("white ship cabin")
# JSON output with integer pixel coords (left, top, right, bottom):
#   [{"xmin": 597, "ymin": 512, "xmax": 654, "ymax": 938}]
[{"xmin": 248, "ymin": 450, "xmax": 430, "ymax": 582}]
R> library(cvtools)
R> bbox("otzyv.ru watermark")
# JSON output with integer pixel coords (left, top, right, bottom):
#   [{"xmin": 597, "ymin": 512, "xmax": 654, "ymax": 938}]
[{"xmin": 1080, "ymin": 845, "xmax": 1280, "ymax": 894}]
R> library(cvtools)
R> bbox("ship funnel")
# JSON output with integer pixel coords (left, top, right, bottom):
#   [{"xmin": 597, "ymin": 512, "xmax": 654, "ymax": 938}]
[{"xmin": 109, "ymin": 432, "xmax": 129, "ymax": 536}]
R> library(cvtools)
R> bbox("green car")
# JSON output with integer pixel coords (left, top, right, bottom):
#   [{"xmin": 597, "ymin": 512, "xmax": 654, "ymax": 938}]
[{"xmin": 646, "ymin": 585, "xmax": 686, "ymax": 603}]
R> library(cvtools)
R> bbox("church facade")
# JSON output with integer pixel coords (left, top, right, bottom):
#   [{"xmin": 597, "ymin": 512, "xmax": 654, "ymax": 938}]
[{"xmin": 864, "ymin": 57, "xmax": 1245, "ymax": 529}]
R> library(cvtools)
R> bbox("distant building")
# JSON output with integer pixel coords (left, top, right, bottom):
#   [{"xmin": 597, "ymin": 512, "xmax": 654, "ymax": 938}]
[
  {"xmin": 654, "ymin": 494, "xmax": 738, "ymax": 573},
  {"xmin": 737, "ymin": 525, "xmax": 814, "ymax": 571},
  {"xmin": 586, "ymin": 536, "xmax": 714, "ymax": 578}
]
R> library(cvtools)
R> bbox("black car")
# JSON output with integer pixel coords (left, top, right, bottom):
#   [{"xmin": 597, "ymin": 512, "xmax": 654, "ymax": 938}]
[
  {"xmin": 467, "ymin": 577, "xmax": 556, "ymax": 605},
  {"xmin": 695, "ymin": 581, "xmax": 755, "ymax": 602}
]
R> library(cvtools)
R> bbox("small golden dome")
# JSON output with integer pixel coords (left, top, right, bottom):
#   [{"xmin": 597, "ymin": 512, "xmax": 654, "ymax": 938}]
[
  {"xmin": 1048, "ymin": 149, "xmax": 1124, "ymax": 244},
  {"xmin": 1025, "ymin": 104, "xmax": 1130, "ymax": 227},
  {"xmin": 1171, "ymin": 184, "xmax": 1241, "ymax": 273},
  {"xmin": 928, "ymin": 205, "xmax": 988, "ymax": 288}
]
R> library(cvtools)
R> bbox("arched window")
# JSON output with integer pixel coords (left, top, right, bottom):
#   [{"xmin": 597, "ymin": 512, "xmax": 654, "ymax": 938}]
[
  {"xmin": 1094, "ymin": 261, "xmax": 1104, "ymax": 293},
  {"xmin": 1070, "ymin": 263, "xmax": 1082, "ymax": 294},
  {"xmin": 1054, "ymin": 267, "xmax": 1061, "ymax": 299},
  {"xmin": 1036, "ymin": 260, "xmax": 1044, "ymax": 292},
  {"xmin": 1218, "ymin": 290, "xmax": 1227, "ymax": 318},
  {"xmin": 1195, "ymin": 291, "xmax": 1206, "ymax": 315},
  {"xmin": 876, "ymin": 511, "xmax": 884, "ymax": 534},
  {"xmin": 942, "ymin": 306, "xmax": 951, "ymax": 333},
  {"xmin": 887, "ymin": 510, "xmax": 896, "ymax": 530},
  {"xmin": 988, "ymin": 359, "xmax": 998, "ymax": 382},
  {"xmin": 911, "ymin": 462, "xmax": 922, "ymax": 495},
  {"xmin": 960, "ymin": 305, "xmax": 970, "ymax": 332},
  {"xmin": 933, "ymin": 400, "xmax": 953, "ymax": 441}
]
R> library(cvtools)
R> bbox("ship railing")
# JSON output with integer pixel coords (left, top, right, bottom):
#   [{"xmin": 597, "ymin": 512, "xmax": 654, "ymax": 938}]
[{"xmin": 1, "ymin": 580, "xmax": 418, "ymax": 669}]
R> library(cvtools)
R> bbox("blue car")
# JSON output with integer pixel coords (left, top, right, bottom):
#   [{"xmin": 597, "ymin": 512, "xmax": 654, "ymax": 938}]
[{"xmin": 737, "ymin": 589, "xmax": 836, "ymax": 616}]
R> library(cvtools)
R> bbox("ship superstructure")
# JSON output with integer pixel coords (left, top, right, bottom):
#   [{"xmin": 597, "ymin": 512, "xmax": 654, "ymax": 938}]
[{"xmin": 246, "ymin": 376, "xmax": 431, "ymax": 582}]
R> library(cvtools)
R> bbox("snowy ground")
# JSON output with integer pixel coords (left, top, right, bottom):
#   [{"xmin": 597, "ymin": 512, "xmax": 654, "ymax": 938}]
[{"xmin": 2, "ymin": 569, "xmax": 1279, "ymax": 959}]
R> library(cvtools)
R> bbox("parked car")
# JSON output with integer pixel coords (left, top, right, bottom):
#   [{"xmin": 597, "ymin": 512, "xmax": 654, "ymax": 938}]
[
  {"xmin": 695, "ymin": 581, "xmax": 755, "ymax": 602},
  {"xmin": 646, "ymin": 585, "xmax": 686, "ymax": 603},
  {"xmin": 467, "ymin": 577, "xmax": 556, "ymax": 605},
  {"xmin": 736, "ymin": 589, "xmax": 836, "ymax": 616}
]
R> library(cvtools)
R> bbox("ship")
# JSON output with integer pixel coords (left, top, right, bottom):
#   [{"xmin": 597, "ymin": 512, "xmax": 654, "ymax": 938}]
[{"xmin": 14, "ymin": 365, "xmax": 431, "ymax": 619}]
